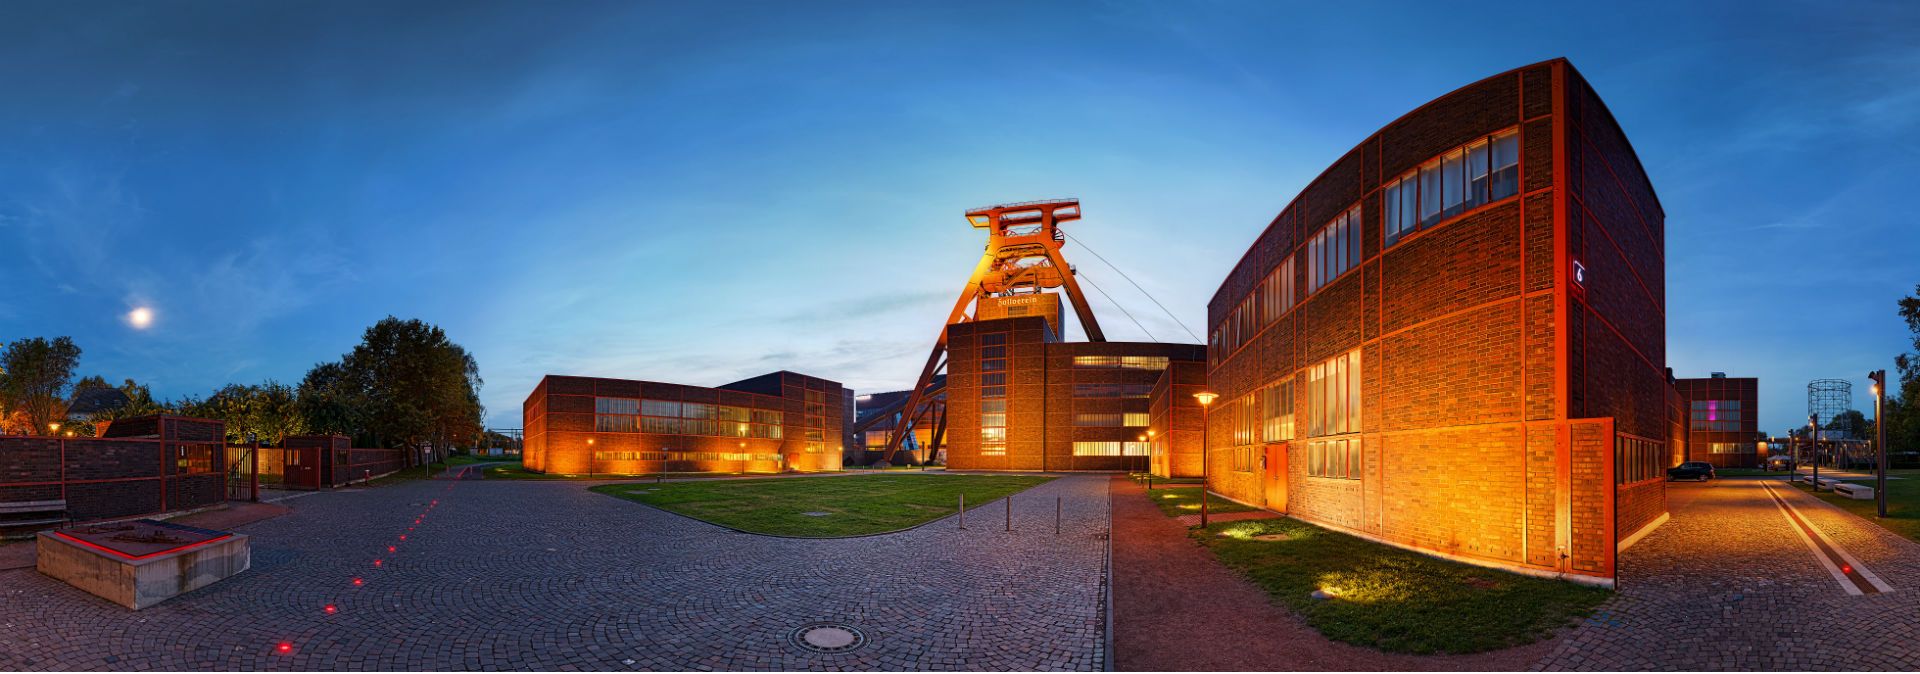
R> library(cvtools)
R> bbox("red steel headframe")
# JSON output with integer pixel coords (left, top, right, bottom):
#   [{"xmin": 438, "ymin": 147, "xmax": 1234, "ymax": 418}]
[{"xmin": 881, "ymin": 199, "xmax": 1105, "ymax": 463}]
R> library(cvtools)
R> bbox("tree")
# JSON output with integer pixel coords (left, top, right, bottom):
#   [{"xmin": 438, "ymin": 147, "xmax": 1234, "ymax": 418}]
[
  {"xmin": 302, "ymin": 317, "xmax": 484, "ymax": 463},
  {"xmin": 1828, "ymin": 409, "xmax": 1868, "ymax": 439},
  {"xmin": 182, "ymin": 381, "xmax": 308, "ymax": 445},
  {"xmin": 0, "ymin": 337, "xmax": 82, "ymax": 435},
  {"xmin": 1892, "ymin": 284, "xmax": 1920, "ymax": 457}
]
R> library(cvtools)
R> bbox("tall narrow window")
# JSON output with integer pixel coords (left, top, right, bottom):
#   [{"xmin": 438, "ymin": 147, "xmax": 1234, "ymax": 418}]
[
  {"xmin": 1307, "ymin": 349, "xmax": 1361, "ymax": 437},
  {"xmin": 1490, "ymin": 129, "xmax": 1519, "ymax": 200},
  {"xmin": 1464, "ymin": 138, "xmax": 1489, "ymax": 210},
  {"xmin": 1441, "ymin": 148, "xmax": 1465, "ymax": 217},
  {"xmin": 1417, "ymin": 158, "xmax": 1443, "ymax": 226}
]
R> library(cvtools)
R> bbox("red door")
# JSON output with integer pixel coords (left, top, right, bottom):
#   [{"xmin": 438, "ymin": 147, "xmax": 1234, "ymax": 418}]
[{"xmin": 1263, "ymin": 443, "xmax": 1288, "ymax": 512}]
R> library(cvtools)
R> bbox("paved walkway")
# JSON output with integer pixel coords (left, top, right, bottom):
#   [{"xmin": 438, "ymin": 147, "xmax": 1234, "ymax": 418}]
[
  {"xmin": 0, "ymin": 473, "xmax": 1112, "ymax": 671},
  {"xmin": 1109, "ymin": 477, "xmax": 1554, "ymax": 671},
  {"xmin": 1535, "ymin": 478, "xmax": 1920, "ymax": 670}
]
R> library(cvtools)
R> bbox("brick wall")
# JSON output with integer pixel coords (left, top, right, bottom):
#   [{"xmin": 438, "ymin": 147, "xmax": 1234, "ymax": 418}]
[
  {"xmin": 0, "ymin": 426, "xmax": 228, "ymax": 524},
  {"xmin": 1202, "ymin": 59, "xmax": 1663, "ymax": 582}
]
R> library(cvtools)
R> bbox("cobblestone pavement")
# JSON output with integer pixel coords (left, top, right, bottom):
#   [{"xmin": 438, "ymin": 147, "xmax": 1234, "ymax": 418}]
[
  {"xmin": 0, "ymin": 474, "xmax": 1110, "ymax": 671},
  {"xmin": 1535, "ymin": 478, "xmax": 1920, "ymax": 670}
]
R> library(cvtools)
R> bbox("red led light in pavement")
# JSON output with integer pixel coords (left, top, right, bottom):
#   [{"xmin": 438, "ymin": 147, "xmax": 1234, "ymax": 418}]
[
  {"xmin": 352, "ymin": 577, "xmax": 363, "ymax": 586},
  {"xmin": 373, "ymin": 559, "xmax": 383, "ymax": 567},
  {"xmin": 399, "ymin": 535, "xmax": 407, "ymax": 541},
  {"xmin": 277, "ymin": 642, "xmax": 292, "ymax": 654},
  {"xmin": 1844, "ymin": 565, "xmax": 1854, "ymax": 574},
  {"xmin": 388, "ymin": 546, "xmax": 396, "ymax": 553},
  {"xmin": 324, "ymin": 604, "xmax": 337, "ymax": 614}
]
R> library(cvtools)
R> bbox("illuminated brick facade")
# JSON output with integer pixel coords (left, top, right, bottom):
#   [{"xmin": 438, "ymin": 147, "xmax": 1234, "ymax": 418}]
[
  {"xmin": 943, "ymin": 316, "xmax": 1205, "ymax": 472},
  {"xmin": 1674, "ymin": 375, "xmax": 1760, "ymax": 468},
  {"xmin": 522, "ymin": 371, "xmax": 846, "ymax": 475},
  {"xmin": 1203, "ymin": 59, "xmax": 1666, "ymax": 583}
]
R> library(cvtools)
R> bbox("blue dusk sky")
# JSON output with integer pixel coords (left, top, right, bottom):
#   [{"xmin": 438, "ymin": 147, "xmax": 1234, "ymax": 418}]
[{"xmin": 1, "ymin": 1, "xmax": 1915, "ymax": 433}]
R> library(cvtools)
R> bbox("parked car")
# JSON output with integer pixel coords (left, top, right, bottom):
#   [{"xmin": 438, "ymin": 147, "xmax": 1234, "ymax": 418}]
[{"xmin": 1667, "ymin": 461, "xmax": 1715, "ymax": 481}]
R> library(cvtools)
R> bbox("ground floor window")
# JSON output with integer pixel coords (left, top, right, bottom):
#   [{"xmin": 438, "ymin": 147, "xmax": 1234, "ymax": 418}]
[
  {"xmin": 1307, "ymin": 438, "xmax": 1357, "ymax": 479},
  {"xmin": 1232, "ymin": 445, "xmax": 1256, "ymax": 472},
  {"xmin": 1616, "ymin": 435, "xmax": 1663, "ymax": 483},
  {"xmin": 1707, "ymin": 442, "xmax": 1747, "ymax": 454}
]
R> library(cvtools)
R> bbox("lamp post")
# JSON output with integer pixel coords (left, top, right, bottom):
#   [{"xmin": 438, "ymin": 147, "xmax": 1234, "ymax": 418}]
[
  {"xmin": 1193, "ymin": 391, "xmax": 1219, "ymax": 528},
  {"xmin": 586, "ymin": 437, "xmax": 595, "ymax": 479},
  {"xmin": 1809, "ymin": 414, "xmax": 1820, "ymax": 487},
  {"xmin": 1146, "ymin": 429, "xmax": 1157, "ymax": 485},
  {"xmin": 1870, "ymin": 370, "xmax": 1888, "ymax": 518}
]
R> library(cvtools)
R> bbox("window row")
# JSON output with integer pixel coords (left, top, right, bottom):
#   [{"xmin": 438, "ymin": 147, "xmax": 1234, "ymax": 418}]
[
  {"xmin": 1384, "ymin": 128, "xmax": 1519, "ymax": 248},
  {"xmin": 1074, "ymin": 412, "xmax": 1151, "ymax": 427},
  {"xmin": 1308, "ymin": 204, "xmax": 1364, "ymax": 294},
  {"xmin": 1072, "ymin": 355, "xmax": 1169, "ymax": 370},
  {"xmin": 1307, "ymin": 349, "xmax": 1362, "ymax": 437},
  {"xmin": 1707, "ymin": 442, "xmax": 1751, "ymax": 454},
  {"xmin": 596, "ymin": 415, "xmax": 785, "ymax": 439},
  {"xmin": 1071, "ymin": 441, "xmax": 1150, "ymax": 457},
  {"xmin": 597, "ymin": 397, "xmax": 784, "ymax": 425},
  {"xmin": 1224, "ymin": 379, "xmax": 1297, "ymax": 445},
  {"xmin": 1615, "ymin": 435, "xmax": 1664, "ymax": 484},
  {"xmin": 1210, "ymin": 257, "xmax": 1296, "ymax": 367},
  {"xmin": 1073, "ymin": 383, "xmax": 1154, "ymax": 399},
  {"xmin": 1694, "ymin": 421, "xmax": 1747, "ymax": 432},
  {"xmin": 1307, "ymin": 438, "xmax": 1357, "ymax": 479}
]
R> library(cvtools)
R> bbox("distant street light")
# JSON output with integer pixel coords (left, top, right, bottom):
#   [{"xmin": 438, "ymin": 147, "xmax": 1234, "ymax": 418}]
[
  {"xmin": 1870, "ymin": 370, "xmax": 1888, "ymax": 518},
  {"xmin": 1194, "ymin": 391, "xmax": 1219, "ymax": 528}
]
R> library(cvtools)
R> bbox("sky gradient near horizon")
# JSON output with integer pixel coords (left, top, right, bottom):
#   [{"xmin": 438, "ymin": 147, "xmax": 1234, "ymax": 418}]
[{"xmin": 2, "ymin": 0, "xmax": 1916, "ymax": 433}]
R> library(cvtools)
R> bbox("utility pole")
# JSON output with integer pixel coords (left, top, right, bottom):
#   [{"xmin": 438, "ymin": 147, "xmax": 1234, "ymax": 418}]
[{"xmin": 1870, "ymin": 370, "xmax": 1888, "ymax": 518}]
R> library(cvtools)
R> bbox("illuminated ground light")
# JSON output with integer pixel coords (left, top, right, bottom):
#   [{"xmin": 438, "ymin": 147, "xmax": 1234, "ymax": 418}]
[
  {"xmin": 127, "ymin": 307, "xmax": 154, "ymax": 330},
  {"xmin": 352, "ymin": 577, "xmax": 363, "ymax": 586},
  {"xmin": 276, "ymin": 642, "xmax": 293, "ymax": 654},
  {"xmin": 373, "ymin": 559, "xmax": 383, "ymax": 567},
  {"xmin": 324, "ymin": 604, "xmax": 337, "ymax": 615},
  {"xmin": 387, "ymin": 546, "xmax": 396, "ymax": 553}
]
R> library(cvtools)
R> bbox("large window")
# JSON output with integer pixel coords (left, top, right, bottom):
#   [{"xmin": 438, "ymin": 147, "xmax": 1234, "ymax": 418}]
[
  {"xmin": 1229, "ymin": 394, "xmax": 1258, "ymax": 446},
  {"xmin": 1307, "ymin": 350, "xmax": 1362, "ymax": 437},
  {"xmin": 1708, "ymin": 442, "xmax": 1749, "ymax": 454},
  {"xmin": 1072, "ymin": 441, "xmax": 1150, "ymax": 457},
  {"xmin": 598, "ymin": 396, "xmax": 782, "ymax": 438},
  {"xmin": 1072, "ymin": 355, "xmax": 1169, "ymax": 370},
  {"xmin": 1689, "ymin": 400, "xmax": 1746, "ymax": 432},
  {"xmin": 1307, "ymin": 438, "xmax": 1356, "ymax": 479},
  {"xmin": 1616, "ymin": 435, "xmax": 1664, "ymax": 484},
  {"xmin": 1308, "ymin": 204, "xmax": 1362, "ymax": 294},
  {"xmin": 1073, "ymin": 383, "xmax": 1153, "ymax": 399},
  {"xmin": 1074, "ymin": 412, "xmax": 1150, "ymax": 427},
  {"xmin": 981, "ymin": 341, "xmax": 1008, "ymax": 455},
  {"xmin": 1211, "ymin": 256, "xmax": 1296, "ymax": 367},
  {"xmin": 1384, "ymin": 128, "xmax": 1520, "ymax": 248},
  {"xmin": 1261, "ymin": 379, "xmax": 1294, "ymax": 443}
]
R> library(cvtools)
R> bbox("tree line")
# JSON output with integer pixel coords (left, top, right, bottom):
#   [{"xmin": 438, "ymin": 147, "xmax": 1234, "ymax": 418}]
[{"xmin": 0, "ymin": 317, "xmax": 483, "ymax": 463}]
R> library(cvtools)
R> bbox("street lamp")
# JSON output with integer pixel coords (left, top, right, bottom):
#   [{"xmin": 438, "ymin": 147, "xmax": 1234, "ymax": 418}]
[
  {"xmin": 1870, "ymin": 370, "xmax": 1888, "ymax": 518},
  {"xmin": 1809, "ymin": 414, "xmax": 1820, "ymax": 487},
  {"xmin": 586, "ymin": 437, "xmax": 596, "ymax": 479},
  {"xmin": 1146, "ymin": 429, "xmax": 1157, "ymax": 480},
  {"xmin": 48, "ymin": 422, "xmax": 60, "ymax": 435},
  {"xmin": 1193, "ymin": 391, "xmax": 1219, "ymax": 528}
]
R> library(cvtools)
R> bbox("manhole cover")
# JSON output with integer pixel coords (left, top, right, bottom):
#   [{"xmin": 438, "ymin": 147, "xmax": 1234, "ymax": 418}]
[{"xmin": 789, "ymin": 623, "xmax": 866, "ymax": 654}]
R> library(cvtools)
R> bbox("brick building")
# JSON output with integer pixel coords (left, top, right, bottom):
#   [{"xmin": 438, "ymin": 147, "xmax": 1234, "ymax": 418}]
[
  {"xmin": 1674, "ymin": 374, "xmax": 1760, "ymax": 468},
  {"xmin": 1202, "ymin": 58, "xmax": 1667, "ymax": 584},
  {"xmin": 522, "ymin": 371, "xmax": 846, "ymax": 475},
  {"xmin": 942, "ymin": 314, "xmax": 1206, "ymax": 473}
]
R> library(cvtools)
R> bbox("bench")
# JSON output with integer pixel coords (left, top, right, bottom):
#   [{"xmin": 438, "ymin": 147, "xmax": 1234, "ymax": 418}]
[
  {"xmin": 1833, "ymin": 482, "xmax": 1876, "ymax": 500},
  {"xmin": 0, "ymin": 499, "xmax": 69, "ymax": 535}
]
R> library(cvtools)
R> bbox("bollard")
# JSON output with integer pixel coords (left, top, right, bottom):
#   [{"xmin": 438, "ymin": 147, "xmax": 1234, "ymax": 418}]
[
  {"xmin": 364, "ymin": 469, "xmax": 371, "ymax": 486},
  {"xmin": 1005, "ymin": 495, "xmax": 1011, "ymax": 531},
  {"xmin": 1055, "ymin": 496, "xmax": 1061, "ymax": 535}
]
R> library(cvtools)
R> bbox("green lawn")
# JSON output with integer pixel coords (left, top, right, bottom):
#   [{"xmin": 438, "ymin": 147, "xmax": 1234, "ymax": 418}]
[
  {"xmin": 591, "ymin": 473, "xmax": 1054, "ymax": 537},
  {"xmin": 1147, "ymin": 486, "xmax": 1260, "ymax": 518},
  {"xmin": 1195, "ymin": 518, "xmax": 1610, "ymax": 655},
  {"xmin": 482, "ymin": 465, "xmax": 767, "ymax": 480},
  {"xmin": 1796, "ymin": 469, "xmax": 1920, "ymax": 543}
]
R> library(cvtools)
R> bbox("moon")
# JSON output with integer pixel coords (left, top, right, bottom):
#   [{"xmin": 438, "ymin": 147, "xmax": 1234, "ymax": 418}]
[{"xmin": 128, "ymin": 306, "xmax": 154, "ymax": 329}]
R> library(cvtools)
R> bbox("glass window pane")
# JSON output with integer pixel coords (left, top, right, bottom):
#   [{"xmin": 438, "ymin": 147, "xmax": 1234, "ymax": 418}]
[
  {"xmin": 1490, "ymin": 130, "xmax": 1519, "ymax": 200},
  {"xmin": 1418, "ymin": 159, "xmax": 1442, "ymax": 225},
  {"xmin": 1465, "ymin": 140, "xmax": 1489, "ymax": 208},
  {"xmin": 1442, "ymin": 149, "xmax": 1464, "ymax": 215}
]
